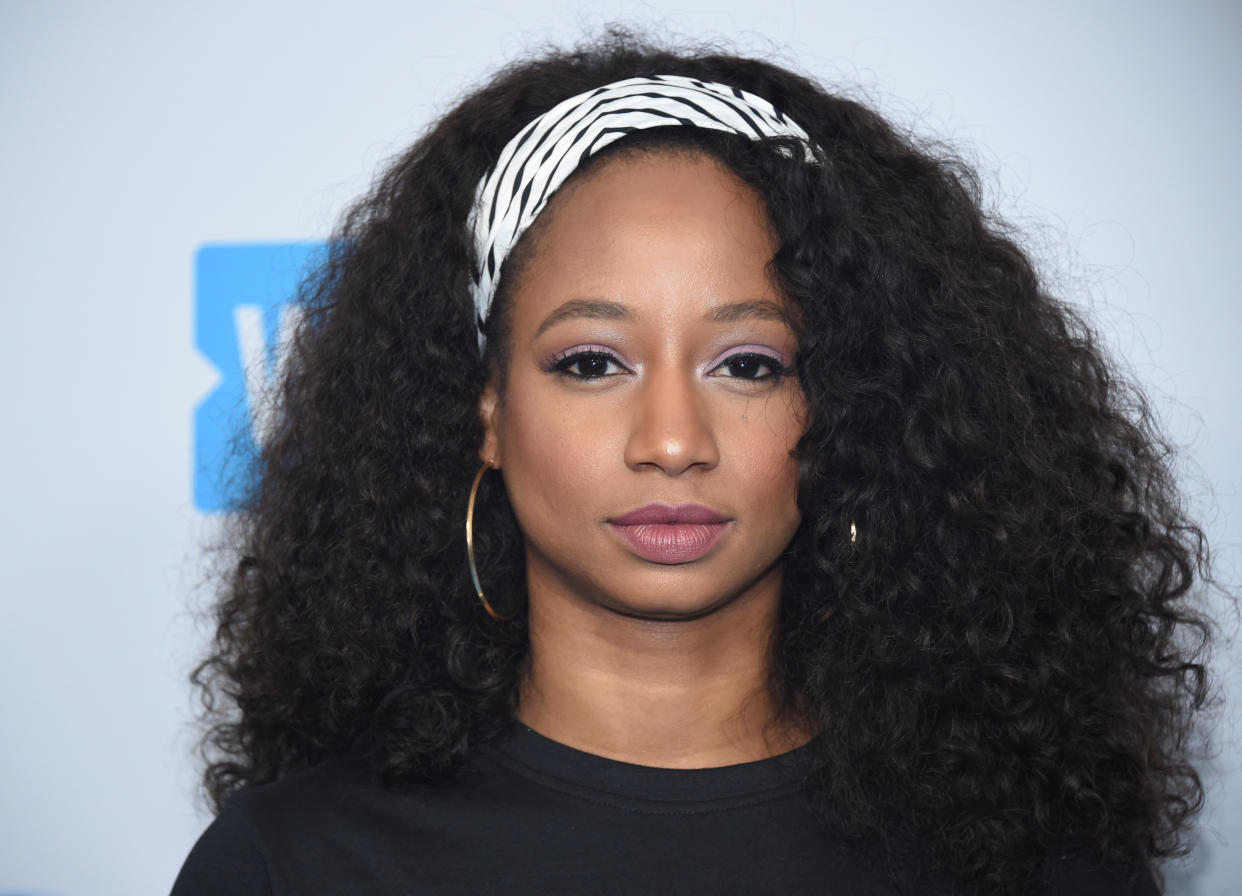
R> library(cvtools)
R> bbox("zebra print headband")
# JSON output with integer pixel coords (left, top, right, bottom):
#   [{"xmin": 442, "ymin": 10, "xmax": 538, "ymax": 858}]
[{"xmin": 468, "ymin": 74, "xmax": 817, "ymax": 345}]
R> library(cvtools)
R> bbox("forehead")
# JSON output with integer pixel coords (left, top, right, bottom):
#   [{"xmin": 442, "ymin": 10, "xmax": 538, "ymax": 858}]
[
  {"xmin": 539, "ymin": 148, "xmax": 771, "ymax": 244},
  {"xmin": 507, "ymin": 151, "xmax": 785, "ymax": 330}
]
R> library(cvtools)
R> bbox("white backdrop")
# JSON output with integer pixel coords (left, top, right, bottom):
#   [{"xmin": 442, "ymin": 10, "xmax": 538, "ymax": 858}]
[{"xmin": 2, "ymin": 2, "xmax": 1238, "ymax": 894}]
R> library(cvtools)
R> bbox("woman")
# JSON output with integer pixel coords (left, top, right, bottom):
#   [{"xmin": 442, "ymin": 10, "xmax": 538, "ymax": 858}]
[{"xmin": 174, "ymin": 32, "xmax": 1212, "ymax": 895}]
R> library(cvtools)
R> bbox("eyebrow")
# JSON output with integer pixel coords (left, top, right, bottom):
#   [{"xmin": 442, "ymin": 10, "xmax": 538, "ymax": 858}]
[
  {"xmin": 708, "ymin": 300, "xmax": 796, "ymax": 329},
  {"xmin": 534, "ymin": 299, "xmax": 631, "ymax": 339},
  {"xmin": 531, "ymin": 297, "xmax": 796, "ymax": 339}
]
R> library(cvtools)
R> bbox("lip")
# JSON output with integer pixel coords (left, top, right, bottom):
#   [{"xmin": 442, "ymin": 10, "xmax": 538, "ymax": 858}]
[{"xmin": 607, "ymin": 503, "xmax": 730, "ymax": 564}]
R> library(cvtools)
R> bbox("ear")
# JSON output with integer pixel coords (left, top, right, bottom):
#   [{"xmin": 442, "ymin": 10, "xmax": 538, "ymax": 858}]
[{"xmin": 477, "ymin": 380, "xmax": 503, "ymax": 469}]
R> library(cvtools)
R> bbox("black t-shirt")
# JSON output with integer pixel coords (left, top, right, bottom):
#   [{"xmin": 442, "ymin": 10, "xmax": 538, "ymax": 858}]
[{"xmin": 171, "ymin": 726, "xmax": 1157, "ymax": 895}]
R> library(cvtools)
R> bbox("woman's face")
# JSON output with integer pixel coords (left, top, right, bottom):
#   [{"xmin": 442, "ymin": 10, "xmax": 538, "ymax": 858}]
[{"xmin": 480, "ymin": 150, "xmax": 806, "ymax": 621}]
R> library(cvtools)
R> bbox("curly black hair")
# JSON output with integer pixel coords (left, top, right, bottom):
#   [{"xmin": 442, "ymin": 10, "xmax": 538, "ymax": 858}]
[{"xmin": 193, "ymin": 29, "xmax": 1212, "ymax": 895}]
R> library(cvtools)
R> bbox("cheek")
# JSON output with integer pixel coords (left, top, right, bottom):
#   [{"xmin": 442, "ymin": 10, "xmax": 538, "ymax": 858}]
[
  {"xmin": 498, "ymin": 394, "xmax": 618, "ymax": 516},
  {"xmin": 745, "ymin": 395, "xmax": 805, "ymax": 535},
  {"xmin": 742, "ymin": 392, "xmax": 804, "ymax": 484}
]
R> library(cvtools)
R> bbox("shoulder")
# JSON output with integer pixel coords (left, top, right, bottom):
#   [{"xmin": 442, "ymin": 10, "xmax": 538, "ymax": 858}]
[
  {"xmin": 1039, "ymin": 849, "xmax": 1159, "ymax": 896},
  {"xmin": 170, "ymin": 759, "xmax": 375, "ymax": 896},
  {"xmin": 226, "ymin": 756, "xmax": 378, "ymax": 831},
  {"xmin": 170, "ymin": 797, "xmax": 272, "ymax": 896},
  {"xmin": 169, "ymin": 756, "xmax": 517, "ymax": 896}
]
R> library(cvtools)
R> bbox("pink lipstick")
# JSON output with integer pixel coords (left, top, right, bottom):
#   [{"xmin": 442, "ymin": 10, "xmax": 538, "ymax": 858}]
[{"xmin": 607, "ymin": 503, "xmax": 730, "ymax": 565}]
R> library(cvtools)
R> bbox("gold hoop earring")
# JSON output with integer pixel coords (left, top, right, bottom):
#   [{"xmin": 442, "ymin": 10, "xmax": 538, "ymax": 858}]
[
  {"xmin": 850, "ymin": 520, "xmax": 857, "ymax": 546},
  {"xmin": 466, "ymin": 460, "xmax": 513, "ymax": 621}
]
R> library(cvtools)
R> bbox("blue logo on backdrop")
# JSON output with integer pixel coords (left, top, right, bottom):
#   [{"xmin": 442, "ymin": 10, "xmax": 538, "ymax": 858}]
[{"xmin": 194, "ymin": 242, "xmax": 326, "ymax": 513}]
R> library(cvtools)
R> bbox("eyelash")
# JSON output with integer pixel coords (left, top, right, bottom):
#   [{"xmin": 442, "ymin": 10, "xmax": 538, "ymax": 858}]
[
  {"xmin": 707, "ymin": 351, "xmax": 790, "ymax": 382},
  {"xmin": 545, "ymin": 348, "xmax": 790, "ymax": 383},
  {"xmin": 546, "ymin": 346, "xmax": 629, "ymax": 380}
]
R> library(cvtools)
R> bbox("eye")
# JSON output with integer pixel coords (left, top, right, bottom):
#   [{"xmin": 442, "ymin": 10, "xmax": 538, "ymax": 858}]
[
  {"xmin": 708, "ymin": 351, "xmax": 787, "ymax": 381},
  {"xmin": 549, "ymin": 349, "xmax": 628, "ymax": 380}
]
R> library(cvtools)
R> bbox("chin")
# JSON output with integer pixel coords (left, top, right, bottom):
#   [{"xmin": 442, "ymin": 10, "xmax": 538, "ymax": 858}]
[
  {"xmin": 604, "ymin": 598, "xmax": 735, "ymax": 623},
  {"xmin": 591, "ymin": 573, "xmax": 774, "ymax": 623}
]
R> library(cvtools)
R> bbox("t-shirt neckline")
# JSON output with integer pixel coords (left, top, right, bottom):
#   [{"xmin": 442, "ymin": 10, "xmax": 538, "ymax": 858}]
[{"xmin": 486, "ymin": 723, "xmax": 811, "ymax": 807}]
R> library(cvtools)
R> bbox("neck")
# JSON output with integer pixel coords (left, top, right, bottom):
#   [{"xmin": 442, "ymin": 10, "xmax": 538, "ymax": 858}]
[{"xmin": 517, "ymin": 573, "xmax": 808, "ymax": 768}]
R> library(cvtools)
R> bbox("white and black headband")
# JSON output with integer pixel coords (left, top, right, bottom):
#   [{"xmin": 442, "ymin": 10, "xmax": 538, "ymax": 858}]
[{"xmin": 468, "ymin": 74, "xmax": 817, "ymax": 346}]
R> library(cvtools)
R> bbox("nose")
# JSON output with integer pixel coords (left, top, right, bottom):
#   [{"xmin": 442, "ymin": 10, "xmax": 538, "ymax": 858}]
[{"xmin": 623, "ymin": 366, "xmax": 720, "ymax": 475}]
